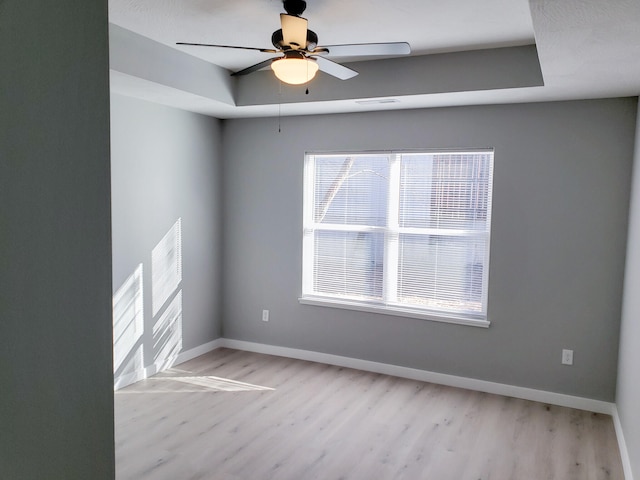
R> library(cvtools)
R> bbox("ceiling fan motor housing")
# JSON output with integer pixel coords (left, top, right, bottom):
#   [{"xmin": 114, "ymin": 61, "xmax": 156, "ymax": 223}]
[
  {"xmin": 283, "ymin": 0, "xmax": 307, "ymax": 16},
  {"xmin": 272, "ymin": 28, "xmax": 318, "ymax": 51}
]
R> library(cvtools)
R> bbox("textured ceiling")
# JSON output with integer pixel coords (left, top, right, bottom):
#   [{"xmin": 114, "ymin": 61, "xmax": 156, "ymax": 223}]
[{"xmin": 108, "ymin": 0, "xmax": 640, "ymax": 118}]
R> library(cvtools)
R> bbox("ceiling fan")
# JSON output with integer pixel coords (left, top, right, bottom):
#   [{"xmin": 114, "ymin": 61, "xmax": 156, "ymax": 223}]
[{"xmin": 176, "ymin": 0, "xmax": 411, "ymax": 85}]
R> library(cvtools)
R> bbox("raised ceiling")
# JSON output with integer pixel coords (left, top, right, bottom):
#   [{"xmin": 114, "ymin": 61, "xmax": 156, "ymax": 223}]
[{"xmin": 108, "ymin": 0, "xmax": 640, "ymax": 118}]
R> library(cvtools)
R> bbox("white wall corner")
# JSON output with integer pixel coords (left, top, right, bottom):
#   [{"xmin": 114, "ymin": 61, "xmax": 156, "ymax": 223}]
[{"xmin": 612, "ymin": 405, "xmax": 635, "ymax": 480}]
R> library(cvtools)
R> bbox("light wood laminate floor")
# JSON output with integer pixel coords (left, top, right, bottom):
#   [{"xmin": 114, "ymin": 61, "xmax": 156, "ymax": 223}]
[{"xmin": 115, "ymin": 348, "xmax": 623, "ymax": 480}]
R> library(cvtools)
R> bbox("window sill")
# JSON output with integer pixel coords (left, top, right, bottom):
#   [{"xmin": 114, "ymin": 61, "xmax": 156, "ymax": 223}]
[{"xmin": 298, "ymin": 296, "xmax": 490, "ymax": 328}]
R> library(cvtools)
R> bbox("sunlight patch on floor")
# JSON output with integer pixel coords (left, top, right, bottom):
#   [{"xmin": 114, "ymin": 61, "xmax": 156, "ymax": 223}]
[{"xmin": 116, "ymin": 374, "xmax": 275, "ymax": 393}]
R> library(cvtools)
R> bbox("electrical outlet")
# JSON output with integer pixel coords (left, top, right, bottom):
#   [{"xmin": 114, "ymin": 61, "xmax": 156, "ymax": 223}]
[
  {"xmin": 262, "ymin": 309, "xmax": 269, "ymax": 322},
  {"xmin": 562, "ymin": 349, "xmax": 573, "ymax": 365}
]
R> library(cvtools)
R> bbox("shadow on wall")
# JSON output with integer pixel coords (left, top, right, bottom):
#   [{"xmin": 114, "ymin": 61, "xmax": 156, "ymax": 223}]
[{"xmin": 113, "ymin": 218, "xmax": 183, "ymax": 389}]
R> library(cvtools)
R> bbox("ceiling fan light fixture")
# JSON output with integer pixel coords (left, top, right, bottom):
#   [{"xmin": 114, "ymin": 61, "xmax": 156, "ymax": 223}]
[{"xmin": 271, "ymin": 55, "xmax": 319, "ymax": 85}]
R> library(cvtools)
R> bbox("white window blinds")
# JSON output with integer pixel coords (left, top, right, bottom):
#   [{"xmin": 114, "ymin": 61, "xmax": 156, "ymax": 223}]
[{"xmin": 302, "ymin": 150, "xmax": 494, "ymax": 324}]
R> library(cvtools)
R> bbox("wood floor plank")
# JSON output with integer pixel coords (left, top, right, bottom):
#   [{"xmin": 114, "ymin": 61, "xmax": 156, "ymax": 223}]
[{"xmin": 115, "ymin": 348, "xmax": 624, "ymax": 480}]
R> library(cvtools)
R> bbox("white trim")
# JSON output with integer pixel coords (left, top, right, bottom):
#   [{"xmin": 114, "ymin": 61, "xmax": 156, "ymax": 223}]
[
  {"xmin": 114, "ymin": 337, "xmax": 628, "ymax": 473},
  {"xmin": 174, "ymin": 339, "xmax": 224, "ymax": 365},
  {"xmin": 113, "ymin": 338, "xmax": 223, "ymax": 391},
  {"xmin": 302, "ymin": 150, "xmax": 493, "ymax": 327},
  {"xmin": 299, "ymin": 296, "xmax": 490, "ymax": 328},
  {"xmin": 612, "ymin": 405, "xmax": 635, "ymax": 480},
  {"xmin": 307, "ymin": 148, "xmax": 496, "ymax": 157},
  {"xmin": 115, "ymin": 337, "xmax": 616, "ymax": 417},
  {"xmin": 113, "ymin": 369, "xmax": 147, "ymax": 391},
  {"xmin": 220, "ymin": 338, "xmax": 613, "ymax": 415}
]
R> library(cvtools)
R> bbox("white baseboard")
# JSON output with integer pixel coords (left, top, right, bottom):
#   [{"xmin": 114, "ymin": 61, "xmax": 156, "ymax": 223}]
[
  {"xmin": 113, "ymin": 369, "xmax": 147, "ymax": 390},
  {"xmin": 115, "ymin": 337, "xmax": 615, "ymax": 416},
  {"xmin": 175, "ymin": 338, "xmax": 224, "ymax": 365},
  {"xmin": 113, "ymin": 338, "xmax": 223, "ymax": 391},
  {"xmin": 114, "ymin": 336, "xmax": 629, "ymax": 476},
  {"xmin": 220, "ymin": 338, "xmax": 615, "ymax": 415},
  {"xmin": 612, "ymin": 406, "xmax": 635, "ymax": 480}
]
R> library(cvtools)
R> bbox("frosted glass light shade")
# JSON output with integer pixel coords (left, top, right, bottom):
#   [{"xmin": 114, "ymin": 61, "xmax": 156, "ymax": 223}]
[{"xmin": 271, "ymin": 57, "xmax": 319, "ymax": 85}]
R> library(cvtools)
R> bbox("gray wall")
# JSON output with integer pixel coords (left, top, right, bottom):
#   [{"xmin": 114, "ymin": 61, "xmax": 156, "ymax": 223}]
[
  {"xmin": 617, "ymin": 105, "xmax": 640, "ymax": 478},
  {"xmin": 221, "ymin": 99, "xmax": 636, "ymax": 401},
  {"xmin": 0, "ymin": 1, "xmax": 114, "ymax": 479},
  {"xmin": 110, "ymin": 94, "xmax": 223, "ymax": 379}
]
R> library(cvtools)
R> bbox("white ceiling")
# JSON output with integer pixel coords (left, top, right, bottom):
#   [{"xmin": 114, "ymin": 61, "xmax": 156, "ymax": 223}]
[{"xmin": 108, "ymin": 0, "xmax": 640, "ymax": 119}]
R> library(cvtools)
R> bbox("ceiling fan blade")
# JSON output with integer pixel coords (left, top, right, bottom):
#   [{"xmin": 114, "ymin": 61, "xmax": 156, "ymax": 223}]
[
  {"xmin": 315, "ymin": 57, "xmax": 358, "ymax": 80},
  {"xmin": 316, "ymin": 42, "xmax": 411, "ymax": 57},
  {"xmin": 280, "ymin": 14, "xmax": 308, "ymax": 49},
  {"xmin": 231, "ymin": 58, "xmax": 279, "ymax": 77},
  {"xmin": 176, "ymin": 42, "xmax": 278, "ymax": 54}
]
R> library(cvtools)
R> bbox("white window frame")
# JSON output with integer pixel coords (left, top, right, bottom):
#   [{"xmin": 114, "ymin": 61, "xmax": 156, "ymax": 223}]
[{"xmin": 300, "ymin": 150, "xmax": 494, "ymax": 328}]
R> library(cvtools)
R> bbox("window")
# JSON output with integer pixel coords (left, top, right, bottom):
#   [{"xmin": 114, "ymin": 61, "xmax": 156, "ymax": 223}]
[{"xmin": 301, "ymin": 150, "xmax": 494, "ymax": 327}]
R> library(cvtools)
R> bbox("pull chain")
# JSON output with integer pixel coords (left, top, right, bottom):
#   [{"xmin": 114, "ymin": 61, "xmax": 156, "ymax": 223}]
[{"xmin": 278, "ymin": 80, "xmax": 282, "ymax": 133}]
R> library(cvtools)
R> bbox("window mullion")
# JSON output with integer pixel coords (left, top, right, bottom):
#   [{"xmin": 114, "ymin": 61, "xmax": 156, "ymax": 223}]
[
  {"xmin": 384, "ymin": 153, "xmax": 401, "ymax": 304},
  {"xmin": 302, "ymin": 155, "xmax": 316, "ymax": 295},
  {"xmin": 480, "ymin": 166, "xmax": 495, "ymax": 317}
]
